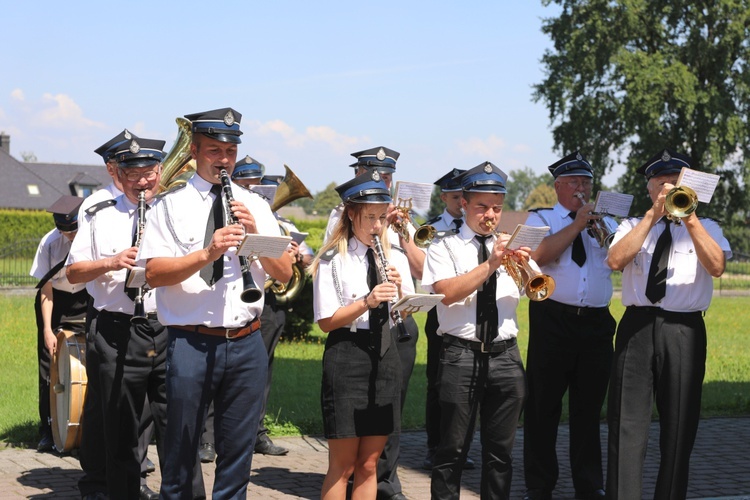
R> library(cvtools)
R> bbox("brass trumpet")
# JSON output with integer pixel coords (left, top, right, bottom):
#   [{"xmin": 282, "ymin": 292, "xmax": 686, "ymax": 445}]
[
  {"xmin": 574, "ymin": 193, "xmax": 615, "ymax": 248},
  {"xmin": 413, "ymin": 224, "xmax": 436, "ymax": 248},
  {"xmin": 484, "ymin": 220, "xmax": 555, "ymax": 301},
  {"xmin": 391, "ymin": 198, "xmax": 417, "ymax": 243},
  {"xmin": 665, "ymin": 185, "xmax": 698, "ymax": 222}
]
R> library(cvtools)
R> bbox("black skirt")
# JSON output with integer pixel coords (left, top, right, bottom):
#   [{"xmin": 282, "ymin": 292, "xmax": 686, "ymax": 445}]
[{"xmin": 321, "ymin": 328, "xmax": 402, "ymax": 439}]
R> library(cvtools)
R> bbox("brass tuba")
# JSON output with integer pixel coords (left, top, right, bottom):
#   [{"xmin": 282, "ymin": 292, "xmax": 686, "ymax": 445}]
[
  {"xmin": 159, "ymin": 117, "xmax": 195, "ymax": 193},
  {"xmin": 266, "ymin": 165, "xmax": 313, "ymax": 306},
  {"xmin": 665, "ymin": 185, "xmax": 698, "ymax": 222}
]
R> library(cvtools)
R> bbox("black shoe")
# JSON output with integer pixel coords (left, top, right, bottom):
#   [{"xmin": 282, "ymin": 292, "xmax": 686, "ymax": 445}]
[
  {"xmin": 463, "ymin": 456, "xmax": 475, "ymax": 469},
  {"xmin": 523, "ymin": 490, "xmax": 552, "ymax": 500},
  {"xmin": 254, "ymin": 435, "xmax": 289, "ymax": 456},
  {"xmin": 575, "ymin": 489, "xmax": 606, "ymax": 500},
  {"xmin": 81, "ymin": 493, "xmax": 108, "ymax": 500},
  {"xmin": 139, "ymin": 484, "xmax": 159, "ymax": 500},
  {"xmin": 37, "ymin": 433, "xmax": 54, "ymax": 452},
  {"xmin": 386, "ymin": 494, "xmax": 407, "ymax": 500},
  {"xmin": 422, "ymin": 450, "xmax": 434, "ymax": 470},
  {"xmin": 144, "ymin": 457, "xmax": 155, "ymax": 474},
  {"xmin": 199, "ymin": 442, "xmax": 216, "ymax": 463}
]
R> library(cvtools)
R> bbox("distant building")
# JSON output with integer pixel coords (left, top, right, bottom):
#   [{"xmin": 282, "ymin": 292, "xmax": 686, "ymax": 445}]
[{"xmin": 0, "ymin": 132, "xmax": 110, "ymax": 211}]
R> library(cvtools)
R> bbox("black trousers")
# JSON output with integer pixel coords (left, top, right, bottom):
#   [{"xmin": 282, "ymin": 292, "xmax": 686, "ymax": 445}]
[
  {"xmin": 431, "ymin": 338, "xmax": 526, "ymax": 500},
  {"xmin": 376, "ymin": 315, "xmax": 419, "ymax": 499},
  {"xmin": 523, "ymin": 300, "xmax": 615, "ymax": 496},
  {"xmin": 94, "ymin": 311, "xmax": 168, "ymax": 500},
  {"xmin": 424, "ymin": 308, "xmax": 442, "ymax": 453},
  {"xmin": 606, "ymin": 306, "xmax": 706, "ymax": 500}
]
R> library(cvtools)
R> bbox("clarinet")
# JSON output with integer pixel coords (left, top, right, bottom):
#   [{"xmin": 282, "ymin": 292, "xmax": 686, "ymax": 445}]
[
  {"xmin": 130, "ymin": 190, "xmax": 148, "ymax": 324},
  {"xmin": 372, "ymin": 234, "xmax": 411, "ymax": 343},
  {"xmin": 218, "ymin": 169, "xmax": 263, "ymax": 303}
]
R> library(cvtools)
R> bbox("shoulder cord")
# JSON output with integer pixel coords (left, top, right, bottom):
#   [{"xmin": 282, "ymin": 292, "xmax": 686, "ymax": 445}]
[{"xmin": 162, "ymin": 200, "xmax": 192, "ymax": 251}]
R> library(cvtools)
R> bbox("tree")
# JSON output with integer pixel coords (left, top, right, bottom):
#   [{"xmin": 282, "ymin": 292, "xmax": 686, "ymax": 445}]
[
  {"xmin": 21, "ymin": 151, "xmax": 37, "ymax": 162},
  {"xmin": 524, "ymin": 184, "xmax": 557, "ymax": 211},
  {"xmin": 506, "ymin": 167, "xmax": 553, "ymax": 211},
  {"xmin": 535, "ymin": 0, "xmax": 750, "ymax": 250},
  {"xmin": 312, "ymin": 182, "xmax": 341, "ymax": 217}
]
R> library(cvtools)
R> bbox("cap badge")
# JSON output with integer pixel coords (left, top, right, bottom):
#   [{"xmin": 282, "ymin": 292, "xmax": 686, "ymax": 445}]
[
  {"xmin": 376, "ymin": 148, "xmax": 386, "ymax": 161},
  {"xmin": 372, "ymin": 170, "xmax": 381, "ymax": 182},
  {"xmin": 129, "ymin": 140, "xmax": 141, "ymax": 154},
  {"xmin": 661, "ymin": 150, "xmax": 671, "ymax": 162},
  {"xmin": 124, "ymin": 129, "xmax": 132, "ymax": 140},
  {"xmin": 483, "ymin": 163, "xmax": 493, "ymax": 174},
  {"xmin": 224, "ymin": 110, "xmax": 235, "ymax": 126},
  {"xmin": 576, "ymin": 152, "xmax": 583, "ymax": 161}
]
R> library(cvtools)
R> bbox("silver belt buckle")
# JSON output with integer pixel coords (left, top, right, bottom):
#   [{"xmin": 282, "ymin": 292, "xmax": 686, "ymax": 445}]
[
  {"xmin": 225, "ymin": 328, "xmax": 235, "ymax": 339},
  {"xmin": 480, "ymin": 342, "xmax": 490, "ymax": 353}
]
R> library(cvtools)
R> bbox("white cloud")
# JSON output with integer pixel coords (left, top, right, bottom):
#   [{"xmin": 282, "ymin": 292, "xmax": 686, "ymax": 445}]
[
  {"xmin": 36, "ymin": 93, "xmax": 106, "ymax": 130},
  {"xmin": 10, "ymin": 89, "xmax": 24, "ymax": 101},
  {"xmin": 456, "ymin": 134, "xmax": 508, "ymax": 157},
  {"xmin": 246, "ymin": 118, "xmax": 366, "ymax": 152}
]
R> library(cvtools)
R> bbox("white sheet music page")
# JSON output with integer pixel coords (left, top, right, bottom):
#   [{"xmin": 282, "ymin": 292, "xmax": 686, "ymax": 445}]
[
  {"xmin": 504, "ymin": 224, "xmax": 549, "ymax": 251},
  {"xmin": 677, "ymin": 167, "xmax": 720, "ymax": 204},
  {"xmin": 236, "ymin": 234, "xmax": 292, "ymax": 258},
  {"xmin": 393, "ymin": 181, "xmax": 434, "ymax": 214},
  {"xmin": 392, "ymin": 293, "xmax": 445, "ymax": 313},
  {"xmin": 594, "ymin": 191, "xmax": 634, "ymax": 217},
  {"xmin": 246, "ymin": 185, "xmax": 278, "ymax": 205}
]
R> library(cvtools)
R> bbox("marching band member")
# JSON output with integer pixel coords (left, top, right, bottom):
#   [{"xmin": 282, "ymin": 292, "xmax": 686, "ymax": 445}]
[
  {"xmin": 522, "ymin": 152, "xmax": 616, "ymax": 500},
  {"xmin": 312, "ymin": 169, "xmax": 414, "ymax": 500},
  {"xmin": 605, "ymin": 149, "xmax": 732, "ymax": 499},
  {"xmin": 140, "ymin": 108, "xmax": 292, "ymax": 499},
  {"xmin": 29, "ymin": 195, "xmax": 87, "ymax": 453},
  {"xmin": 67, "ymin": 137, "xmax": 168, "ymax": 500},
  {"xmin": 422, "ymin": 161, "xmax": 528, "ymax": 500}
]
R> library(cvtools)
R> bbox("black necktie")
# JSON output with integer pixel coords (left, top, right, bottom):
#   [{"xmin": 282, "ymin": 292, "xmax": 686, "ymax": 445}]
[
  {"xmin": 366, "ymin": 248, "xmax": 391, "ymax": 357},
  {"xmin": 568, "ymin": 212, "xmax": 586, "ymax": 267},
  {"xmin": 200, "ymin": 185, "xmax": 224, "ymax": 286},
  {"xmin": 453, "ymin": 218, "xmax": 463, "ymax": 231},
  {"xmin": 645, "ymin": 219, "xmax": 672, "ymax": 304},
  {"xmin": 475, "ymin": 235, "xmax": 498, "ymax": 345}
]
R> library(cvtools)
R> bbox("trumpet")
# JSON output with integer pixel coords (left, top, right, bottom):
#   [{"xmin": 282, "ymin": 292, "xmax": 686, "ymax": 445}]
[
  {"xmin": 485, "ymin": 219, "xmax": 556, "ymax": 301},
  {"xmin": 372, "ymin": 234, "xmax": 411, "ymax": 343},
  {"xmin": 219, "ymin": 169, "xmax": 264, "ymax": 303},
  {"xmin": 128, "ymin": 190, "xmax": 148, "ymax": 324},
  {"xmin": 413, "ymin": 224, "xmax": 436, "ymax": 248},
  {"xmin": 665, "ymin": 185, "xmax": 698, "ymax": 222},
  {"xmin": 574, "ymin": 193, "xmax": 615, "ymax": 248}
]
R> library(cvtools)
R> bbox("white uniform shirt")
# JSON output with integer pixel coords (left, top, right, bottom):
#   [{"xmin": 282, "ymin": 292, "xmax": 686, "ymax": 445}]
[
  {"xmin": 612, "ymin": 217, "xmax": 732, "ymax": 312},
  {"xmin": 430, "ymin": 209, "xmax": 464, "ymax": 233},
  {"xmin": 30, "ymin": 229, "xmax": 86, "ymax": 294},
  {"xmin": 422, "ymin": 225, "xmax": 521, "ymax": 342},
  {"xmin": 78, "ymin": 183, "xmax": 123, "ymax": 217},
  {"xmin": 525, "ymin": 204, "xmax": 616, "ymax": 307},
  {"xmin": 138, "ymin": 174, "xmax": 279, "ymax": 328},
  {"xmin": 313, "ymin": 237, "xmax": 415, "ymax": 330},
  {"xmin": 67, "ymin": 194, "xmax": 156, "ymax": 315}
]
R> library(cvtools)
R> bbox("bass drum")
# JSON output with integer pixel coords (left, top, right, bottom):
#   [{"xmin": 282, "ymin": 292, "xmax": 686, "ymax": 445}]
[{"xmin": 49, "ymin": 328, "xmax": 87, "ymax": 453}]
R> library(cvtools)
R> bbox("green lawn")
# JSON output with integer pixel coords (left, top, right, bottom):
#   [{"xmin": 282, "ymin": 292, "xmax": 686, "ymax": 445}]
[{"xmin": 1, "ymin": 294, "xmax": 749, "ymax": 447}]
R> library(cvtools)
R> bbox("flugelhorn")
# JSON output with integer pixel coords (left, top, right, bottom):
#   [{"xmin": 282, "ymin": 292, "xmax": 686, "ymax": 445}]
[
  {"xmin": 391, "ymin": 198, "xmax": 417, "ymax": 243},
  {"xmin": 574, "ymin": 193, "xmax": 615, "ymax": 248},
  {"xmin": 219, "ymin": 169, "xmax": 263, "ymax": 303},
  {"xmin": 665, "ymin": 185, "xmax": 698, "ymax": 222},
  {"xmin": 485, "ymin": 220, "xmax": 555, "ymax": 301},
  {"xmin": 372, "ymin": 234, "xmax": 411, "ymax": 343}
]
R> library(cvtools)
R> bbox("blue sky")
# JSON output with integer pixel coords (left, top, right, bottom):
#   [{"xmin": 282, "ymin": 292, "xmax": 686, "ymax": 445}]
[{"xmin": 2, "ymin": 1, "xmax": 621, "ymax": 195}]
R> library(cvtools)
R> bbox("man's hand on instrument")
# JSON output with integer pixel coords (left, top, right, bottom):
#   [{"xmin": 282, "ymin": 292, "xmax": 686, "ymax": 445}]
[
  {"xmin": 230, "ymin": 200, "xmax": 258, "ymax": 234},
  {"xmin": 109, "ymin": 246, "xmax": 139, "ymax": 271},
  {"xmin": 206, "ymin": 225, "xmax": 244, "ymax": 260}
]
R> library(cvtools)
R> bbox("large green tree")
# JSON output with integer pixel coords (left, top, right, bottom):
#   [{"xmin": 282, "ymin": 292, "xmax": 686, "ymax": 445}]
[{"xmin": 535, "ymin": 0, "xmax": 750, "ymax": 251}]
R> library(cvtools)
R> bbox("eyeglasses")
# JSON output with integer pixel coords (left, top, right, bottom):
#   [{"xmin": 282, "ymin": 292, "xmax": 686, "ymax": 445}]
[
  {"xmin": 560, "ymin": 179, "xmax": 593, "ymax": 189},
  {"xmin": 119, "ymin": 168, "xmax": 159, "ymax": 182}
]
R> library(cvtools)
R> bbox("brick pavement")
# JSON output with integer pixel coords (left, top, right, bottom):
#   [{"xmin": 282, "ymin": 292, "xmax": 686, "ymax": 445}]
[{"xmin": 1, "ymin": 417, "xmax": 749, "ymax": 499}]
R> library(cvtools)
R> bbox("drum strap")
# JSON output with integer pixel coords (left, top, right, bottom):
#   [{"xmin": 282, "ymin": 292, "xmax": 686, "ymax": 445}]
[{"xmin": 35, "ymin": 254, "xmax": 68, "ymax": 290}]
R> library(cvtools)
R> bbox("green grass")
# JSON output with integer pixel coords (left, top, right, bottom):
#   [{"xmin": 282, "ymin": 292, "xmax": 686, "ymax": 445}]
[{"xmin": 2, "ymin": 294, "xmax": 749, "ymax": 447}]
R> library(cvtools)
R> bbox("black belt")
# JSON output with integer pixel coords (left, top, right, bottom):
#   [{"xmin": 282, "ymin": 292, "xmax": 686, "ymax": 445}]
[
  {"xmin": 543, "ymin": 299, "xmax": 609, "ymax": 317},
  {"xmin": 444, "ymin": 335, "xmax": 516, "ymax": 354},
  {"xmin": 627, "ymin": 306, "xmax": 703, "ymax": 320},
  {"xmin": 99, "ymin": 310, "xmax": 158, "ymax": 321}
]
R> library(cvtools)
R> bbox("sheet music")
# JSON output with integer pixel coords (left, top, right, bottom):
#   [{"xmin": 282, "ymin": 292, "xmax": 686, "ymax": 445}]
[
  {"xmin": 594, "ymin": 191, "xmax": 634, "ymax": 217},
  {"xmin": 246, "ymin": 185, "xmax": 278, "ymax": 204},
  {"xmin": 677, "ymin": 167, "xmax": 720, "ymax": 204},
  {"xmin": 393, "ymin": 181, "xmax": 434, "ymax": 214},
  {"xmin": 392, "ymin": 293, "xmax": 445, "ymax": 313},
  {"xmin": 505, "ymin": 224, "xmax": 549, "ymax": 251},
  {"xmin": 126, "ymin": 267, "xmax": 146, "ymax": 288},
  {"xmin": 236, "ymin": 234, "xmax": 292, "ymax": 258}
]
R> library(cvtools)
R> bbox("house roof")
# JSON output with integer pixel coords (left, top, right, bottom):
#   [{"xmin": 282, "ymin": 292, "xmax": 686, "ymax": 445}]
[{"xmin": 0, "ymin": 148, "xmax": 111, "ymax": 211}]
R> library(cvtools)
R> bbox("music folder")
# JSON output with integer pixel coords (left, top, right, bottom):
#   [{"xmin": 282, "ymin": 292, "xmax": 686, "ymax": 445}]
[
  {"xmin": 235, "ymin": 234, "xmax": 293, "ymax": 259},
  {"xmin": 125, "ymin": 267, "xmax": 146, "ymax": 288}
]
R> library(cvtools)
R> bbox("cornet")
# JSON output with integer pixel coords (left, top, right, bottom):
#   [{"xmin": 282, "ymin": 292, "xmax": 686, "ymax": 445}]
[
  {"xmin": 665, "ymin": 185, "xmax": 698, "ymax": 222},
  {"xmin": 574, "ymin": 193, "xmax": 615, "ymax": 248},
  {"xmin": 484, "ymin": 220, "xmax": 555, "ymax": 301},
  {"xmin": 413, "ymin": 224, "xmax": 436, "ymax": 248}
]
